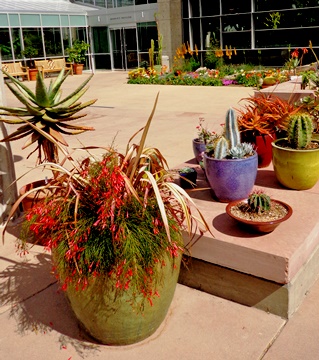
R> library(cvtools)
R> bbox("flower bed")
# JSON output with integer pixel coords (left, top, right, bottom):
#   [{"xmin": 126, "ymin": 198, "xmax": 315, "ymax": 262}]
[{"xmin": 127, "ymin": 66, "xmax": 290, "ymax": 88}]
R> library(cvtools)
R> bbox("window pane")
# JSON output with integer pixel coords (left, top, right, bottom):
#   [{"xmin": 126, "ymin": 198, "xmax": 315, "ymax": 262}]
[
  {"xmin": 189, "ymin": 0, "xmax": 200, "ymax": 17},
  {"xmin": 70, "ymin": 15, "xmax": 86, "ymax": 26},
  {"xmin": 11, "ymin": 29, "xmax": 22, "ymax": 60},
  {"xmin": 61, "ymin": 16, "xmax": 69, "ymax": 26},
  {"xmin": 22, "ymin": 29, "xmax": 44, "ymax": 59},
  {"xmin": 42, "ymin": 15, "xmax": 60, "ymax": 27},
  {"xmin": 9, "ymin": 14, "xmax": 19, "ymax": 26},
  {"xmin": 0, "ymin": 29, "xmax": 12, "ymax": 60},
  {"xmin": 137, "ymin": 22, "xmax": 157, "ymax": 52},
  {"xmin": 21, "ymin": 14, "xmax": 41, "ymax": 27},
  {"xmin": 107, "ymin": 0, "xmax": 114, "ymax": 8},
  {"xmin": 43, "ymin": 28, "xmax": 63, "ymax": 57},
  {"xmin": 92, "ymin": 27, "xmax": 109, "ymax": 53},
  {"xmin": 95, "ymin": 0, "xmax": 106, "ymax": 6},
  {"xmin": 201, "ymin": 0, "xmax": 220, "ymax": 16},
  {"xmin": 62, "ymin": 28, "xmax": 71, "ymax": 54},
  {"xmin": 94, "ymin": 54, "xmax": 111, "ymax": 69},
  {"xmin": 0, "ymin": 14, "xmax": 8, "ymax": 27}
]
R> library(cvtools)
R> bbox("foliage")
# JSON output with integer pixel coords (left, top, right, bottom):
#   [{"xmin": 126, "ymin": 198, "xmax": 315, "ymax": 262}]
[
  {"xmin": 12, "ymin": 94, "xmax": 211, "ymax": 311},
  {"xmin": 206, "ymin": 108, "xmax": 254, "ymax": 159},
  {"xmin": 0, "ymin": 69, "xmax": 96, "ymax": 164},
  {"xmin": 284, "ymin": 47, "xmax": 308, "ymax": 74},
  {"xmin": 264, "ymin": 12, "xmax": 281, "ymax": 29},
  {"xmin": 66, "ymin": 40, "xmax": 90, "ymax": 64},
  {"xmin": 173, "ymin": 42, "xmax": 200, "ymax": 74},
  {"xmin": 246, "ymin": 190, "xmax": 271, "ymax": 214},
  {"xmin": 179, "ymin": 167, "xmax": 196, "ymax": 174},
  {"xmin": 287, "ymin": 113, "xmax": 314, "ymax": 149},
  {"xmin": 298, "ymin": 94, "xmax": 319, "ymax": 132},
  {"xmin": 237, "ymin": 94, "xmax": 300, "ymax": 137},
  {"xmin": 195, "ymin": 117, "xmax": 215, "ymax": 144}
]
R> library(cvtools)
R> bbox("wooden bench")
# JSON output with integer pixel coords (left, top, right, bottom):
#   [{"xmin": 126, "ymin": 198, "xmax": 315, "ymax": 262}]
[
  {"xmin": 2, "ymin": 62, "xmax": 30, "ymax": 81},
  {"xmin": 34, "ymin": 58, "xmax": 73, "ymax": 77}
]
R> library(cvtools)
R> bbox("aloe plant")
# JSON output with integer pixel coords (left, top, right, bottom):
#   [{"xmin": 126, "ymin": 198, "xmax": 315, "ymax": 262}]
[{"xmin": 0, "ymin": 69, "xmax": 97, "ymax": 164}]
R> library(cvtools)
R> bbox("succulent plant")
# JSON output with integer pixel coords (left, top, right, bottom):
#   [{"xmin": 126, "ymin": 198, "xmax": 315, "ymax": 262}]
[
  {"xmin": 212, "ymin": 108, "xmax": 255, "ymax": 159},
  {"xmin": 246, "ymin": 190, "xmax": 271, "ymax": 214},
  {"xmin": 0, "ymin": 68, "xmax": 97, "ymax": 164},
  {"xmin": 287, "ymin": 113, "xmax": 314, "ymax": 149},
  {"xmin": 228, "ymin": 143, "xmax": 254, "ymax": 159}
]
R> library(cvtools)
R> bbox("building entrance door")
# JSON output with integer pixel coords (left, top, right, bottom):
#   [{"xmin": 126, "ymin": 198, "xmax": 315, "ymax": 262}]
[{"xmin": 110, "ymin": 27, "xmax": 138, "ymax": 70}]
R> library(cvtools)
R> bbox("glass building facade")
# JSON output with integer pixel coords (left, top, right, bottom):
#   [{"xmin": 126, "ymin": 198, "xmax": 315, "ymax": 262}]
[{"xmin": 1, "ymin": 0, "xmax": 319, "ymax": 71}]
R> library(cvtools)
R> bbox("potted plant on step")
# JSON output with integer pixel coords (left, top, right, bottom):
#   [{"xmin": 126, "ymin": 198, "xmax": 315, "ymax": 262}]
[
  {"xmin": 192, "ymin": 118, "xmax": 214, "ymax": 164},
  {"xmin": 226, "ymin": 189, "xmax": 293, "ymax": 233},
  {"xmin": 0, "ymin": 68, "xmax": 97, "ymax": 212},
  {"xmin": 204, "ymin": 108, "xmax": 258, "ymax": 202},
  {"xmin": 272, "ymin": 112, "xmax": 319, "ymax": 189},
  {"xmin": 5, "ymin": 94, "xmax": 211, "ymax": 345},
  {"xmin": 21, "ymin": 45, "xmax": 39, "ymax": 81},
  {"xmin": 178, "ymin": 166, "xmax": 197, "ymax": 189},
  {"xmin": 236, "ymin": 94, "xmax": 299, "ymax": 167},
  {"xmin": 66, "ymin": 40, "xmax": 90, "ymax": 75}
]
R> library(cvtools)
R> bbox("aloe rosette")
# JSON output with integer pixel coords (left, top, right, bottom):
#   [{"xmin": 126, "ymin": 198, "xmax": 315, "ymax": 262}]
[{"xmin": 0, "ymin": 69, "xmax": 97, "ymax": 163}]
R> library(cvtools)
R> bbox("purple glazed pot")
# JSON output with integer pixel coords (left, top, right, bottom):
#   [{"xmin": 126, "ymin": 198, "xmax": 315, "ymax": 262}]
[
  {"xmin": 192, "ymin": 139, "xmax": 206, "ymax": 163},
  {"xmin": 203, "ymin": 152, "xmax": 258, "ymax": 203}
]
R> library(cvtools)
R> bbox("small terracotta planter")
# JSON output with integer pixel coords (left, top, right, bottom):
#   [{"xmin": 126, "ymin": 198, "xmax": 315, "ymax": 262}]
[
  {"xmin": 226, "ymin": 199, "xmax": 293, "ymax": 233},
  {"xmin": 19, "ymin": 179, "xmax": 50, "ymax": 212}
]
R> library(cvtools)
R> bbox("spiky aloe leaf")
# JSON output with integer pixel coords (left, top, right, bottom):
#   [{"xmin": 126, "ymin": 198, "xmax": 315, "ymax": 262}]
[
  {"xmin": 54, "ymin": 74, "xmax": 94, "ymax": 107},
  {"xmin": 1, "ymin": 69, "xmax": 36, "ymax": 102},
  {"xmin": 35, "ymin": 70, "xmax": 50, "ymax": 107},
  {"xmin": 48, "ymin": 69, "xmax": 69, "ymax": 103}
]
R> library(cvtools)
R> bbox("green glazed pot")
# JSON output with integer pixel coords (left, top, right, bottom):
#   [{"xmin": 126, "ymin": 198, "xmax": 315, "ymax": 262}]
[
  {"xmin": 64, "ymin": 253, "xmax": 182, "ymax": 345},
  {"xmin": 272, "ymin": 139, "xmax": 319, "ymax": 190}
]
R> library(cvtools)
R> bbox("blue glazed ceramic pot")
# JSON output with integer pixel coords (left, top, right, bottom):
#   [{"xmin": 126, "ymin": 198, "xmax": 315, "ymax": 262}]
[{"xmin": 203, "ymin": 152, "xmax": 258, "ymax": 203}]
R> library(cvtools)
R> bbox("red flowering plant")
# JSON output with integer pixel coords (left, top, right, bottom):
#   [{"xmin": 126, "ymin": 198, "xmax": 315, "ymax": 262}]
[
  {"xmin": 11, "ymin": 94, "xmax": 211, "ymax": 311},
  {"xmin": 285, "ymin": 47, "xmax": 308, "ymax": 75}
]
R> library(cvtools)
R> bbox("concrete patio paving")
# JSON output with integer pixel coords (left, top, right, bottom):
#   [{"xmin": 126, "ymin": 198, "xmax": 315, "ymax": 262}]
[{"xmin": 1, "ymin": 71, "xmax": 319, "ymax": 359}]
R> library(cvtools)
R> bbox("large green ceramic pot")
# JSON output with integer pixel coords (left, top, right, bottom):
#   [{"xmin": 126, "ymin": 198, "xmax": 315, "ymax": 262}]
[
  {"xmin": 272, "ymin": 139, "xmax": 319, "ymax": 190},
  {"xmin": 64, "ymin": 253, "xmax": 182, "ymax": 345}
]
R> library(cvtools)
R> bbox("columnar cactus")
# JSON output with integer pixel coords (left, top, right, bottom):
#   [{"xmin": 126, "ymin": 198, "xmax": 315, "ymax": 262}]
[
  {"xmin": 224, "ymin": 108, "xmax": 241, "ymax": 149},
  {"xmin": 213, "ymin": 108, "xmax": 254, "ymax": 159},
  {"xmin": 287, "ymin": 113, "xmax": 313, "ymax": 149}
]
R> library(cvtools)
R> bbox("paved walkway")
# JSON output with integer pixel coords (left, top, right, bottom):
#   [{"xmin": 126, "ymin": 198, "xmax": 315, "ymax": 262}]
[{"xmin": 0, "ymin": 71, "xmax": 319, "ymax": 359}]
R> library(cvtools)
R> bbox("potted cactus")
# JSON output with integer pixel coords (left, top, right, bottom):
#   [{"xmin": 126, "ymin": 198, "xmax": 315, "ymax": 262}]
[
  {"xmin": 272, "ymin": 113, "xmax": 319, "ymax": 190},
  {"xmin": 226, "ymin": 189, "xmax": 293, "ymax": 233},
  {"xmin": 203, "ymin": 108, "xmax": 258, "ymax": 202}
]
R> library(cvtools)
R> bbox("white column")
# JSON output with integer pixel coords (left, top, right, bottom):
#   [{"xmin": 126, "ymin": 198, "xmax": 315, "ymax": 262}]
[{"xmin": 0, "ymin": 53, "xmax": 19, "ymax": 224}]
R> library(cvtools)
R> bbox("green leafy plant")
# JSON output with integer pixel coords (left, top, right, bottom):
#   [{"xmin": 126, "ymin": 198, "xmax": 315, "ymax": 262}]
[
  {"xmin": 287, "ymin": 113, "xmax": 314, "ymax": 149},
  {"xmin": 196, "ymin": 118, "xmax": 214, "ymax": 144},
  {"xmin": 66, "ymin": 40, "xmax": 90, "ymax": 64},
  {"xmin": 8, "ymin": 94, "xmax": 211, "ymax": 311},
  {"xmin": 0, "ymin": 69, "xmax": 96, "ymax": 164}
]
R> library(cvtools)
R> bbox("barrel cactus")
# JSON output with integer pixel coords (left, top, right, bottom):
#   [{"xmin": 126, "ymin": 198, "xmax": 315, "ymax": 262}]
[
  {"xmin": 246, "ymin": 190, "xmax": 271, "ymax": 214},
  {"xmin": 287, "ymin": 113, "xmax": 314, "ymax": 149}
]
